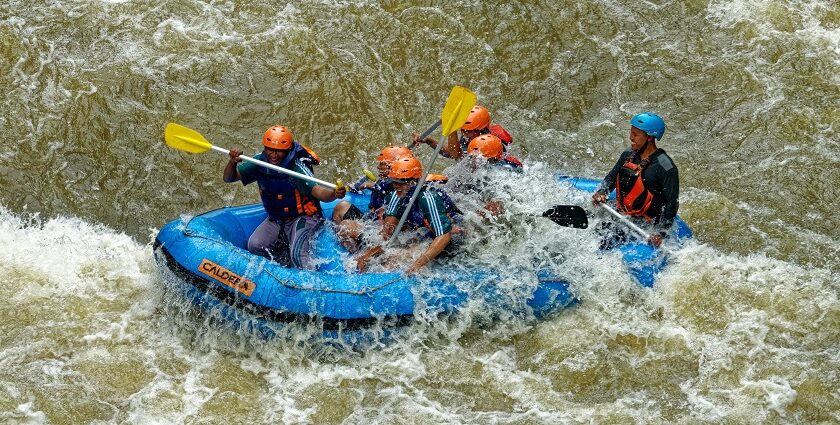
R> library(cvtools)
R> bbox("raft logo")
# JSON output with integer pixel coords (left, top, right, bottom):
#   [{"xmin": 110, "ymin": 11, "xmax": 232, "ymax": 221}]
[{"xmin": 198, "ymin": 259, "xmax": 256, "ymax": 297}]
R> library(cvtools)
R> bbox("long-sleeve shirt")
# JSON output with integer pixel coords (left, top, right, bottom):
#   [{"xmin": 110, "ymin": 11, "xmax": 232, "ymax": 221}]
[{"xmin": 597, "ymin": 148, "xmax": 680, "ymax": 230}]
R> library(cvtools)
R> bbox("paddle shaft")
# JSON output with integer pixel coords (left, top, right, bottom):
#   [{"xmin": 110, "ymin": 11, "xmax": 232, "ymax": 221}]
[
  {"xmin": 214, "ymin": 146, "xmax": 337, "ymax": 189},
  {"xmin": 600, "ymin": 203, "xmax": 672, "ymax": 253},
  {"xmin": 599, "ymin": 204, "xmax": 649, "ymax": 239},
  {"xmin": 411, "ymin": 119, "xmax": 442, "ymax": 150},
  {"xmin": 387, "ymin": 134, "xmax": 445, "ymax": 246}
]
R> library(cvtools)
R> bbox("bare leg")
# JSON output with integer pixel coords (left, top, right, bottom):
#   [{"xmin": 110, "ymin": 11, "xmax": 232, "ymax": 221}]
[
  {"xmin": 336, "ymin": 219, "xmax": 364, "ymax": 252},
  {"xmin": 332, "ymin": 201, "xmax": 353, "ymax": 224}
]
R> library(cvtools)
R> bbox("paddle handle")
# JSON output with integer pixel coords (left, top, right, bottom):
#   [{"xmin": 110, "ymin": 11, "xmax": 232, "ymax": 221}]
[
  {"xmin": 410, "ymin": 119, "xmax": 442, "ymax": 151},
  {"xmin": 352, "ymin": 176, "xmax": 370, "ymax": 191},
  {"xmin": 212, "ymin": 146, "xmax": 338, "ymax": 189}
]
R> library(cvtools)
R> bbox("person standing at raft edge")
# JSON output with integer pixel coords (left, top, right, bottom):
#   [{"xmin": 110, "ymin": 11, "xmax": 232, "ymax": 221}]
[
  {"xmin": 224, "ymin": 125, "xmax": 346, "ymax": 268},
  {"xmin": 591, "ymin": 112, "xmax": 679, "ymax": 248},
  {"xmin": 413, "ymin": 105, "xmax": 516, "ymax": 161}
]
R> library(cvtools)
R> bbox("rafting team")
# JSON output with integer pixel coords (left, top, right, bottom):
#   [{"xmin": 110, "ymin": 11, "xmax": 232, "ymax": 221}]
[{"xmin": 223, "ymin": 107, "xmax": 679, "ymax": 273}]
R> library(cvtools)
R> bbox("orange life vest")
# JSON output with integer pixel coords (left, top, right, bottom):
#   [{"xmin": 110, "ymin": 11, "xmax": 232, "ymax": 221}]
[{"xmin": 615, "ymin": 158, "xmax": 654, "ymax": 220}]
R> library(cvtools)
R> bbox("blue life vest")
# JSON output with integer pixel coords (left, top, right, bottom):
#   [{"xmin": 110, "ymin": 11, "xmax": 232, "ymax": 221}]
[
  {"xmin": 369, "ymin": 179, "xmax": 394, "ymax": 212},
  {"xmin": 253, "ymin": 144, "xmax": 322, "ymax": 221}
]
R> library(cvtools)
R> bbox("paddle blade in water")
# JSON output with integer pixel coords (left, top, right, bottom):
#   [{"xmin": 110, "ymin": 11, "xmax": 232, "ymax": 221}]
[
  {"xmin": 164, "ymin": 123, "xmax": 213, "ymax": 154},
  {"xmin": 440, "ymin": 86, "xmax": 477, "ymax": 136},
  {"xmin": 542, "ymin": 205, "xmax": 589, "ymax": 229}
]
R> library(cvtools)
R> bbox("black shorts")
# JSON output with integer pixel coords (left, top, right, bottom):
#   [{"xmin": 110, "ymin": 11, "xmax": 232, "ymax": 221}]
[{"xmin": 342, "ymin": 204, "xmax": 364, "ymax": 221}]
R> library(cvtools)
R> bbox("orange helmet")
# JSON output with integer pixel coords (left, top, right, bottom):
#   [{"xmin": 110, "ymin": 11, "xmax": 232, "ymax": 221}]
[
  {"xmin": 467, "ymin": 134, "xmax": 504, "ymax": 160},
  {"xmin": 263, "ymin": 125, "xmax": 294, "ymax": 150},
  {"xmin": 461, "ymin": 105, "xmax": 490, "ymax": 131},
  {"xmin": 377, "ymin": 146, "xmax": 413, "ymax": 162},
  {"xmin": 388, "ymin": 156, "xmax": 423, "ymax": 180}
]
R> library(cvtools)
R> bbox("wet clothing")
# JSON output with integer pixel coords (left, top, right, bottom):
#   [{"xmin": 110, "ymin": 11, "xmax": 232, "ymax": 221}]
[
  {"xmin": 247, "ymin": 215, "xmax": 322, "ymax": 268},
  {"xmin": 597, "ymin": 148, "xmax": 679, "ymax": 231},
  {"xmin": 368, "ymin": 179, "xmax": 394, "ymax": 212},
  {"xmin": 341, "ymin": 204, "xmax": 365, "ymax": 221},
  {"xmin": 383, "ymin": 186, "xmax": 461, "ymax": 238},
  {"xmin": 594, "ymin": 221, "xmax": 633, "ymax": 251},
  {"xmin": 238, "ymin": 143, "xmax": 324, "ymax": 268},
  {"xmin": 458, "ymin": 133, "xmax": 476, "ymax": 155},
  {"xmin": 237, "ymin": 144, "xmax": 321, "ymax": 222},
  {"xmin": 337, "ymin": 179, "xmax": 394, "ymax": 223},
  {"xmin": 494, "ymin": 155, "xmax": 523, "ymax": 172}
]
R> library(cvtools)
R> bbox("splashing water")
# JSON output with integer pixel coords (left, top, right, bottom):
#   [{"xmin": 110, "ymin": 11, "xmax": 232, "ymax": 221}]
[{"xmin": 1, "ymin": 0, "xmax": 838, "ymax": 422}]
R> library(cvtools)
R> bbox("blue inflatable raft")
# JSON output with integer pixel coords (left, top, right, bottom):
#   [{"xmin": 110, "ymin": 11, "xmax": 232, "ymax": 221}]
[{"xmin": 153, "ymin": 177, "xmax": 691, "ymax": 341}]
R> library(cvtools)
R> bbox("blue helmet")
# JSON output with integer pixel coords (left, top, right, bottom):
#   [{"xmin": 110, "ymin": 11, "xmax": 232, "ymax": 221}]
[{"xmin": 630, "ymin": 112, "xmax": 665, "ymax": 140}]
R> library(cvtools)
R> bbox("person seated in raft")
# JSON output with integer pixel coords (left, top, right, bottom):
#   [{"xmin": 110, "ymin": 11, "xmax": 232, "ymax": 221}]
[
  {"xmin": 224, "ymin": 125, "xmax": 346, "ymax": 268},
  {"xmin": 412, "ymin": 104, "xmax": 516, "ymax": 160},
  {"xmin": 332, "ymin": 145, "xmax": 453, "ymax": 252},
  {"xmin": 465, "ymin": 133, "xmax": 523, "ymax": 173},
  {"xmin": 356, "ymin": 156, "xmax": 462, "ymax": 274},
  {"xmin": 591, "ymin": 112, "xmax": 679, "ymax": 249},
  {"xmin": 459, "ymin": 133, "xmax": 524, "ymax": 218},
  {"xmin": 332, "ymin": 145, "xmax": 413, "ymax": 252}
]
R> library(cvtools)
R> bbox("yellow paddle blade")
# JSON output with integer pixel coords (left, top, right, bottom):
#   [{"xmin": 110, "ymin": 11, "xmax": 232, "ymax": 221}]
[
  {"xmin": 363, "ymin": 169, "xmax": 377, "ymax": 181},
  {"xmin": 440, "ymin": 86, "xmax": 477, "ymax": 136},
  {"xmin": 164, "ymin": 123, "xmax": 213, "ymax": 154}
]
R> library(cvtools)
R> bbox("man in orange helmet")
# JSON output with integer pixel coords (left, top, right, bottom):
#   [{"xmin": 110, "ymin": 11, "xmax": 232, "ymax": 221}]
[
  {"xmin": 413, "ymin": 105, "xmax": 514, "ymax": 160},
  {"xmin": 356, "ymin": 156, "xmax": 461, "ymax": 274},
  {"xmin": 224, "ymin": 125, "xmax": 346, "ymax": 268},
  {"xmin": 332, "ymin": 145, "xmax": 413, "ymax": 252},
  {"xmin": 453, "ymin": 134, "xmax": 524, "ymax": 218},
  {"xmin": 465, "ymin": 134, "xmax": 523, "ymax": 172}
]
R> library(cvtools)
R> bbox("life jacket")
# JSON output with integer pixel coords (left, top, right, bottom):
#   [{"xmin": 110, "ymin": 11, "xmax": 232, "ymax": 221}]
[
  {"xmin": 615, "ymin": 151, "xmax": 659, "ymax": 220},
  {"xmin": 489, "ymin": 124, "xmax": 512, "ymax": 145},
  {"xmin": 255, "ymin": 143, "xmax": 322, "ymax": 221}
]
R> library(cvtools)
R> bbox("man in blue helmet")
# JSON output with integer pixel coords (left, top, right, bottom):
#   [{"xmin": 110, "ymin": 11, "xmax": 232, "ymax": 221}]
[{"xmin": 592, "ymin": 112, "xmax": 679, "ymax": 248}]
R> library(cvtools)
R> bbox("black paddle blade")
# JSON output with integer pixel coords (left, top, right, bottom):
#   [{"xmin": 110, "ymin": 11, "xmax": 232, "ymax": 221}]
[{"xmin": 542, "ymin": 205, "xmax": 588, "ymax": 229}]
